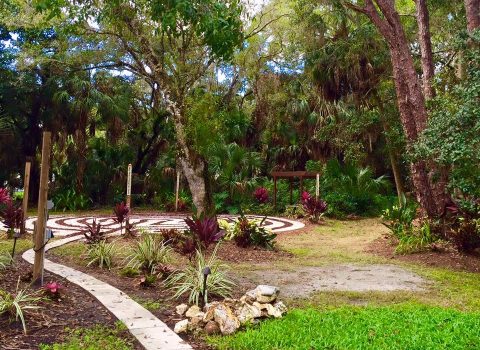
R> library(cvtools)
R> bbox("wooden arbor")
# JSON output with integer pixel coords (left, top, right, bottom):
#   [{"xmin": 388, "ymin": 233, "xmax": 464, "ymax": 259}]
[{"xmin": 271, "ymin": 171, "xmax": 320, "ymax": 210}]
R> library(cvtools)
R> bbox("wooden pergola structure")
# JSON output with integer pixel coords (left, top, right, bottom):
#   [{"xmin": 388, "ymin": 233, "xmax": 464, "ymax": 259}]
[{"xmin": 271, "ymin": 171, "xmax": 320, "ymax": 210}]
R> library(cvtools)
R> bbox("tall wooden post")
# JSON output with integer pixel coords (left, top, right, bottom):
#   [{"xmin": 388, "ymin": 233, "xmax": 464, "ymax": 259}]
[
  {"xmin": 33, "ymin": 131, "xmax": 51, "ymax": 286},
  {"xmin": 21, "ymin": 161, "xmax": 31, "ymax": 235},
  {"xmin": 273, "ymin": 176, "xmax": 277, "ymax": 211},
  {"xmin": 315, "ymin": 173, "xmax": 320, "ymax": 200},
  {"xmin": 175, "ymin": 172, "xmax": 180, "ymax": 212},
  {"xmin": 126, "ymin": 163, "xmax": 132, "ymax": 209}
]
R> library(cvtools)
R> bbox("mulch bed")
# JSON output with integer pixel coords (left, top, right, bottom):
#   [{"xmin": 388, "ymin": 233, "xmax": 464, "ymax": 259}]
[
  {"xmin": 366, "ymin": 235, "xmax": 480, "ymax": 273},
  {"xmin": 0, "ymin": 257, "xmax": 142, "ymax": 350}
]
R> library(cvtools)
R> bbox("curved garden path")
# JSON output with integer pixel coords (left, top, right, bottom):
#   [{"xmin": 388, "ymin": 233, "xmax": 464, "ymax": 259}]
[{"xmin": 20, "ymin": 214, "xmax": 305, "ymax": 350}]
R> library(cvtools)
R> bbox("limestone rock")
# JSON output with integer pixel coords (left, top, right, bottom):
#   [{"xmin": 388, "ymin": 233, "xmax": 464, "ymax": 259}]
[
  {"xmin": 273, "ymin": 301, "xmax": 288, "ymax": 316},
  {"xmin": 255, "ymin": 285, "xmax": 279, "ymax": 303},
  {"xmin": 174, "ymin": 319, "xmax": 189, "ymax": 334},
  {"xmin": 176, "ymin": 304, "xmax": 188, "ymax": 316},
  {"xmin": 237, "ymin": 303, "xmax": 262, "ymax": 324},
  {"xmin": 186, "ymin": 305, "xmax": 202, "ymax": 318},
  {"xmin": 213, "ymin": 303, "xmax": 240, "ymax": 335},
  {"xmin": 204, "ymin": 320, "xmax": 220, "ymax": 335}
]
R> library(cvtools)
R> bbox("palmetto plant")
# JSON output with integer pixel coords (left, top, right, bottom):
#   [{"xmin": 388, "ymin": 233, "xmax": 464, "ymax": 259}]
[
  {"xmin": 0, "ymin": 279, "xmax": 41, "ymax": 334},
  {"xmin": 126, "ymin": 234, "xmax": 172, "ymax": 275},
  {"xmin": 166, "ymin": 244, "xmax": 235, "ymax": 306},
  {"xmin": 87, "ymin": 241, "xmax": 117, "ymax": 269}
]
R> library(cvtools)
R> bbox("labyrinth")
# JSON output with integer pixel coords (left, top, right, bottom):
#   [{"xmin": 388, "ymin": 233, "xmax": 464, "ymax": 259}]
[{"xmin": 1, "ymin": 214, "xmax": 304, "ymax": 237}]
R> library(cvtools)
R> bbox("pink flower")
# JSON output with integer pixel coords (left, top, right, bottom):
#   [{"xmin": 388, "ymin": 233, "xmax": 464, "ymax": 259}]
[{"xmin": 44, "ymin": 281, "xmax": 63, "ymax": 294}]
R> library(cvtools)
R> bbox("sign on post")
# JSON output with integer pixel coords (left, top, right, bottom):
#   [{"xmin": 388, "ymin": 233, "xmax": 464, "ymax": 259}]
[{"xmin": 126, "ymin": 163, "xmax": 132, "ymax": 209}]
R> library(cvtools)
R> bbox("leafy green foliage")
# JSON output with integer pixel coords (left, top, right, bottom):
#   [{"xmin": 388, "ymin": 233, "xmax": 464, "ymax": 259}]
[
  {"xmin": 53, "ymin": 189, "xmax": 91, "ymax": 212},
  {"xmin": 0, "ymin": 251, "xmax": 12, "ymax": 269},
  {"xmin": 232, "ymin": 215, "xmax": 277, "ymax": 250},
  {"xmin": 166, "ymin": 244, "xmax": 235, "ymax": 305},
  {"xmin": 395, "ymin": 221, "xmax": 438, "ymax": 254},
  {"xmin": 39, "ymin": 323, "xmax": 133, "ymax": 350},
  {"xmin": 381, "ymin": 194, "xmax": 417, "ymax": 237},
  {"xmin": 0, "ymin": 280, "xmax": 41, "ymax": 334},
  {"xmin": 210, "ymin": 305, "xmax": 480, "ymax": 350},
  {"xmin": 126, "ymin": 234, "xmax": 171, "ymax": 275},
  {"xmin": 87, "ymin": 241, "xmax": 117, "ymax": 269}
]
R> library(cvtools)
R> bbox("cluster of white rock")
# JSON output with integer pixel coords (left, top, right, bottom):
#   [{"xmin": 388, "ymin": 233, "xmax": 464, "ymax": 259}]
[{"xmin": 174, "ymin": 285, "xmax": 287, "ymax": 335}]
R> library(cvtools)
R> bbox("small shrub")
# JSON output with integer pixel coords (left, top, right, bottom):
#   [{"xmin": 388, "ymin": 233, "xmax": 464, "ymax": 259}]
[
  {"xmin": 301, "ymin": 192, "xmax": 327, "ymax": 223},
  {"xmin": 0, "ymin": 187, "xmax": 11, "ymax": 205},
  {"xmin": 124, "ymin": 222, "xmax": 138, "ymax": 238},
  {"xmin": 381, "ymin": 194, "xmax": 417, "ymax": 237},
  {"xmin": 126, "ymin": 234, "xmax": 172, "ymax": 275},
  {"xmin": 0, "ymin": 252, "xmax": 13, "ymax": 270},
  {"xmin": 184, "ymin": 215, "xmax": 225, "ymax": 250},
  {"xmin": 53, "ymin": 189, "xmax": 91, "ymax": 211},
  {"xmin": 138, "ymin": 274, "xmax": 157, "ymax": 287},
  {"xmin": 0, "ymin": 279, "xmax": 41, "ymax": 334},
  {"xmin": 84, "ymin": 219, "xmax": 105, "ymax": 244},
  {"xmin": 113, "ymin": 202, "xmax": 129, "ymax": 234},
  {"xmin": 87, "ymin": 241, "xmax": 117, "ymax": 269},
  {"xmin": 233, "ymin": 215, "xmax": 277, "ymax": 250},
  {"xmin": 119, "ymin": 266, "xmax": 139, "ymax": 277},
  {"xmin": 1, "ymin": 201, "xmax": 23, "ymax": 237},
  {"xmin": 159, "ymin": 228, "xmax": 181, "ymax": 244},
  {"xmin": 253, "ymin": 187, "xmax": 269, "ymax": 204},
  {"xmin": 395, "ymin": 221, "xmax": 438, "ymax": 254},
  {"xmin": 43, "ymin": 281, "xmax": 64, "ymax": 300},
  {"xmin": 166, "ymin": 244, "xmax": 235, "ymax": 305}
]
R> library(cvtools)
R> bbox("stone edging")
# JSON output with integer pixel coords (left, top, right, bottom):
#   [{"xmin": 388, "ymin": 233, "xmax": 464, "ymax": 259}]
[{"xmin": 22, "ymin": 235, "xmax": 192, "ymax": 350}]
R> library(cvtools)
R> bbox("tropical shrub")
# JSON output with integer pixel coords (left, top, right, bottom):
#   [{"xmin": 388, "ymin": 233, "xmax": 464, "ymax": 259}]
[
  {"xmin": 381, "ymin": 194, "xmax": 417, "ymax": 237},
  {"xmin": 166, "ymin": 244, "xmax": 235, "ymax": 305},
  {"xmin": 253, "ymin": 187, "xmax": 269, "ymax": 204},
  {"xmin": 0, "ymin": 187, "xmax": 11, "ymax": 206},
  {"xmin": 83, "ymin": 219, "xmax": 105, "ymax": 244},
  {"xmin": 395, "ymin": 221, "xmax": 438, "ymax": 254},
  {"xmin": 53, "ymin": 189, "xmax": 91, "ymax": 212},
  {"xmin": 184, "ymin": 216, "xmax": 225, "ymax": 250},
  {"xmin": 87, "ymin": 241, "xmax": 117, "ymax": 269},
  {"xmin": 126, "ymin": 234, "xmax": 172, "ymax": 275},
  {"xmin": 233, "ymin": 215, "xmax": 277, "ymax": 250},
  {"xmin": 1, "ymin": 201, "xmax": 23, "ymax": 237},
  {"xmin": 301, "ymin": 191, "xmax": 327, "ymax": 223},
  {"xmin": 0, "ymin": 280, "xmax": 41, "ymax": 334},
  {"xmin": 443, "ymin": 200, "xmax": 480, "ymax": 253},
  {"xmin": 113, "ymin": 202, "xmax": 129, "ymax": 234}
]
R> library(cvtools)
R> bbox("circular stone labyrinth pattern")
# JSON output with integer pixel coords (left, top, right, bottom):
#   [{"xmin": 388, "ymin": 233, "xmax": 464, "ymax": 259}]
[{"xmin": 4, "ymin": 214, "xmax": 305, "ymax": 237}]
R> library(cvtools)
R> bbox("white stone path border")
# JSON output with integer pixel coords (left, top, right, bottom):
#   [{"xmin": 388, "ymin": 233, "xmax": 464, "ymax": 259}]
[{"xmin": 22, "ymin": 234, "xmax": 192, "ymax": 350}]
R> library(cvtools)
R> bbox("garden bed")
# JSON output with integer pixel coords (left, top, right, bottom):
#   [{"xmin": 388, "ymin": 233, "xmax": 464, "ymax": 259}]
[{"xmin": 0, "ymin": 256, "xmax": 141, "ymax": 350}]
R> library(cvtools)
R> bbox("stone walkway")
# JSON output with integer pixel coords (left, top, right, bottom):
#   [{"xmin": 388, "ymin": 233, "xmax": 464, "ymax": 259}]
[{"xmin": 22, "ymin": 234, "xmax": 192, "ymax": 350}]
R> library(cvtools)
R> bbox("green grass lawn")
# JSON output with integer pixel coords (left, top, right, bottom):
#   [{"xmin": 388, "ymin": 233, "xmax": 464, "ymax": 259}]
[{"xmin": 210, "ymin": 304, "xmax": 480, "ymax": 350}]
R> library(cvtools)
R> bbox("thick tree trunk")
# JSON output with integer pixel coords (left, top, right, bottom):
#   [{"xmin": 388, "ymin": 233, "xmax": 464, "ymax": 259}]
[
  {"xmin": 349, "ymin": 0, "xmax": 446, "ymax": 217},
  {"xmin": 166, "ymin": 98, "xmax": 213, "ymax": 216},
  {"xmin": 415, "ymin": 0, "xmax": 435, "ymax": 99},
  {"xmin": 465, "ymin": 0, "xmax": 480, "ymax": 33}
]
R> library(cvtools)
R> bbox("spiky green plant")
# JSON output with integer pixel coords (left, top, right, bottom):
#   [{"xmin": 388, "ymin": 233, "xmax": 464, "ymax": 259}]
[
  {"xmin": 126, "ymin": 234, "xmax": 172, "ymax": 274},
  {"xmin": 87, "ymin": 241, "xmax": 117, "ymax": 269},
  {"xmin": 0, "ymin": 252, "xmax": 13, "ymax": 269},
  {"xmin": 166, "ymin": 244, "xmax": 235, "ymax": 305},
  {"xmin": 0, "ymin": 278, "xmax": 41, "ymax": 334}
]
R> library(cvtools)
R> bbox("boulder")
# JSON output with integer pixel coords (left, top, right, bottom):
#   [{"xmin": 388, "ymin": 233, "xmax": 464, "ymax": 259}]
[
  {"xmin": 255, "ymin": 285, "xmax": 279, "ymax": 303},
  {"xmin": 176, "ymin": 304, "xmax": 188, "ymax": 316},
  {"xmin": 204, "ymin": 320, "xmax": 220, "ymax": 335},
  {"xmin": 273, "ymin": 301, "xmax": 288, "ymax": 316},
  {"xmin": 174, "ymin": 319, "xmax": 189, "ymax": 334},
  {"xmin": 213, "ymin": 303, "xmax": 240, "ymax": 335}
]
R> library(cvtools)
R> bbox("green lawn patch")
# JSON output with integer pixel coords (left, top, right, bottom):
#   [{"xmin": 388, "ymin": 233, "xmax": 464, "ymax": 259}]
[
  {"xmin": 210, "ymin": 305, "xmax": 480, "ymax": 350},
  {"xmin": 39, "ymin": 323, "xmax": 134, "ymax": 350}
]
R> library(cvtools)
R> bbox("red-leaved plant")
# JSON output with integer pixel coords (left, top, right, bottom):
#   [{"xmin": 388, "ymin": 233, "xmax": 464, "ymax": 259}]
[
  {"xmin": 113, "ymin": 202, "xmax": 129, "ymax": 234},
  {"xmin": 1, "ymin": 201, "xmax": 23, "ymax": 238},
  {"xmin": 84, "ymin": 219, "xmax": 105, "ymax": 244},
  {"xmin": 0, "ymin": 188, "xmax": 11, "ymax": 206},
  {"xmin": 43, "ymin": 281, "xmax": 64, "ymax": 300},
  {"xmin": 301, "ymin": 191, "xmax": 327, "ymax": 223},
  {"xmin": 253, "ymin": 187, "xmax": 269, "ymax": 204},
  {"xmin": 184, "ymin": 216, "xmax": 225, "ymax": 250}
]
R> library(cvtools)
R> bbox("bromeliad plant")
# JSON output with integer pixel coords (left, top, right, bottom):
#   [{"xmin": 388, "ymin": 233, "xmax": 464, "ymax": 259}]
[
  {"xmin": 184, "ymin": 215, "xmax": 225, "ymax": 250},
  {"xmin": 87, "ymin": 241, "xmax": 117, "ymax": 269},
  {"xmin": 301, "ymin": 192, "xmax": 327, "ymax": 223},
  {"xmin": 0, "ymin": 278, "xmax": 41, "ymax": 334},
  {"xmin": 113, "ymin": 202, "xmax": 129, "ymax": 235},
  {"xmin": 166, "ymin": 244, "xmax": 235, "ymax": 306},
  {"xmin": 43, "ymin": 281, "xmax": 64, "ymax": 300}
]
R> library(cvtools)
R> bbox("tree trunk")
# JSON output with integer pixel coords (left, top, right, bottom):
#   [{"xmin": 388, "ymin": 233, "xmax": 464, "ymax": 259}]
[
  {"xmin": 166, "ymin": 97, "xmax": 213, "ymax": 216},
  {"xmin": 415, "ymin": 0, "xmax": 435, "ymax": 99},
  {"xmin": 465, "ymin": 0, "xmax": 480, "ymax": 33},
  {"xmin": 349, "ymin": 0, "xmax": 446, "ymax": 217}
]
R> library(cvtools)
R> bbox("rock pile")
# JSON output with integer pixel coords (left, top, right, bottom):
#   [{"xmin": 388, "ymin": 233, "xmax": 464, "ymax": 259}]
[{"xmin": 174, "ymin": 285, "xmax": 287, "ymax": 335}]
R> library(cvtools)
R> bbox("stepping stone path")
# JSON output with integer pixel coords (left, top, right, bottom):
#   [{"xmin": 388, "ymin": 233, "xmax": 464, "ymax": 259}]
[
  {"xmin": 4, "ymin": 214, "xmax": 304, "ymax": 237},
  {"xmin": 19, "ymin": 214, "xmax": 304, "ymax": 349}
]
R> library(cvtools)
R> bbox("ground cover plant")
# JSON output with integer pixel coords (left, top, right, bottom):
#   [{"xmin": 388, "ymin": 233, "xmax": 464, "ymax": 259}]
[{"xmin": 210, "ymin": 305, "xmax": 480, "ymax": 350}]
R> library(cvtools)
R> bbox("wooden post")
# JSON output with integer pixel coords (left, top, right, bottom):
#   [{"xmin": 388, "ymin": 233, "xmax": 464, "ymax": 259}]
[
  {"xmin": 126, "ymin": 163, "xmax": 132, "ymax": 209},
  {"xmin": 273, "ymin": 176, "xmax": 277, "ymax": 211},
  {"xmin": 21, "ymin": 161, "xmax": 31, "ymax": 235},
  {"xmin": 315, "ymin": 173, "xmax": 320, "ymax": 200},
  {"xmin": 175, "ymin": 172, "xmax": 180, "ymax": 212},
  {"xmin": 33, "ymin": 131, "xmax": 51, "ymax": 286}
]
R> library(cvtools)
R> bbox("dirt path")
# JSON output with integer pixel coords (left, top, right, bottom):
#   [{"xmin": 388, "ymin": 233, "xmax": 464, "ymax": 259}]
[{"xmin": 238, "ymin": 264, "xmax": 425, "ymax": 298}]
